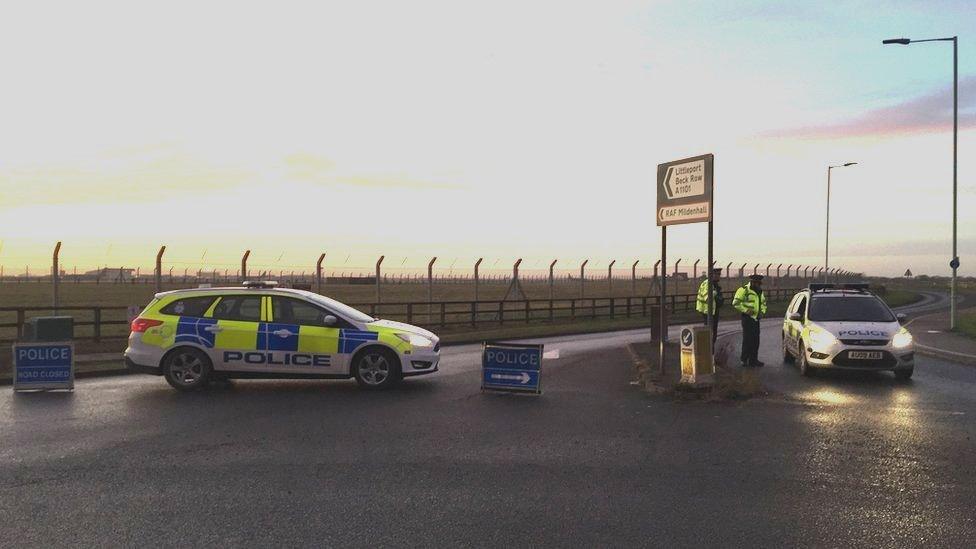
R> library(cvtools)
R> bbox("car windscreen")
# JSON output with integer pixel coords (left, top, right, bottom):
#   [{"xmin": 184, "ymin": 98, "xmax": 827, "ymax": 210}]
[
  {"xmin": 808, "ymin": 296, "xmax": 895, "ymax": 322},
  {"xmin": 301, "ymin": 293, "xmax": 376, "ymax": 323}
]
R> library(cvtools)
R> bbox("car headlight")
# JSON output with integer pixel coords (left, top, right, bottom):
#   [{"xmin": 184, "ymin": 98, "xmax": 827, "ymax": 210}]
[
  {"xmin": 892, "ymin": 330, "xmax": 913, "ymax": 349},
  {"xmin": 808, "ymin": 330, "xmax": 838, "ymax": 350},
  {"xmin": 395, "ymin": 333, "xmax": 434, "ymax": 348}
]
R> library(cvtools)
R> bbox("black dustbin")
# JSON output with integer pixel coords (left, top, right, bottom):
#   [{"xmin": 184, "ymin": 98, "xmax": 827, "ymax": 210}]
[{"xmin": 23, "ymin": 316, "xmax": 74, "ymax": 342}]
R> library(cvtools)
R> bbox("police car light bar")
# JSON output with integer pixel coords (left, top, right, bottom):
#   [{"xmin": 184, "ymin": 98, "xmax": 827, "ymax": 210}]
[
  {"xmin": 809, "ymin": 282, "xmax": 869, "ymax": 293},
  {"xmin": 242, "ymin": 280, "xmax": 279, "ymax": 288}
]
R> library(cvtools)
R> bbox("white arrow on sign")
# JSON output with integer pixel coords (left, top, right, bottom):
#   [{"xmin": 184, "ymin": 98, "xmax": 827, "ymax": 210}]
[
  {"xmin": 662, "ymin": 159, "xmax": 706, "ymax": 200},
  {"xmin": 491, "ymin": 372, "xmax": 531, "ymax": 384}
]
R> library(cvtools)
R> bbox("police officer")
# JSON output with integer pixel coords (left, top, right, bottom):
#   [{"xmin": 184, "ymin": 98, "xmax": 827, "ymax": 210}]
[
  {"xmin": 696, "ymin": 268, "xmax": 723, "ymax": 344},
  {"xmin": 733, "ymin": 274, "xmax": 768, "ymax": 367}
]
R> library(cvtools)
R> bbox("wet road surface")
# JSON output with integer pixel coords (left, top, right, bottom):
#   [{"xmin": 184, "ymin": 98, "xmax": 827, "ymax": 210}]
[{"xmin": 2, "ymin": 298, "xmax": 974, "ymax": 547}]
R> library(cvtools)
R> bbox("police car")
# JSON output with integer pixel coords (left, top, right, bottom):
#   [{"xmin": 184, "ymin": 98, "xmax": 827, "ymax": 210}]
[
  {"xmin": 124, "ymin": 282, "xmax": 441, "ymax": 391},
  {"xmin": 782, "ymin": 284, "xmax": 915, "ymax": 380}
]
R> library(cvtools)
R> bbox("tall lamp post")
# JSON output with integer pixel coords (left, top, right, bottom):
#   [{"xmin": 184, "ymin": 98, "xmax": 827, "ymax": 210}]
[
  {"xmin": 825, "ymin": 162, "xmax": 857, "ymax": 282},
  {"xmin": 883, "ymin": 35, "xmax": 959, "ymax": 329}
]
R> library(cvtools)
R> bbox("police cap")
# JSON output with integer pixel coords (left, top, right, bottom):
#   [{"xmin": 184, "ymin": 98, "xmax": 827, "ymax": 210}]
[{"xmin": 749, "ymin": 274, "xmax": 764, "ymax": 281}]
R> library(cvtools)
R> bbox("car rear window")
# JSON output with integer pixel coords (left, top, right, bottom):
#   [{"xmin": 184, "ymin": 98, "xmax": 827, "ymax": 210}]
[
  {"xmin": 808, "ymin": 296, "xmax": 895, "ymax": 322},
  {"xmin": 159, "ymin": 296, "xmax": 217, "ymax": 317},
  {"xmin": 211, "ymin": 296, "xmax": 262, "ymax": 322}
]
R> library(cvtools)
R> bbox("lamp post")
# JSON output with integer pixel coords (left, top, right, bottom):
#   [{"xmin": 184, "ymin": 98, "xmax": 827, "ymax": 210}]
[
  {"xmin": 825, "ymin": 162, "xmax": 857, "ymax": 282},
  {"xmin": 883, "ymin": 35, "xmax": 959, "ymax": 329}
]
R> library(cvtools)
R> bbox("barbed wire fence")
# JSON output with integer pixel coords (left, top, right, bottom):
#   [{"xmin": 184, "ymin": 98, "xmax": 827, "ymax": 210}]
[{"xmin": 0, "ymin": 242, "xmax": 862, "ymax": 311}]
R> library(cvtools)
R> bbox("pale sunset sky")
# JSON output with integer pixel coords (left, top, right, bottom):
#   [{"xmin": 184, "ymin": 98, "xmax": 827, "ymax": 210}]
[{"xmin": 0, "ymin": 0, "xmax": 973, "ymax": 278}]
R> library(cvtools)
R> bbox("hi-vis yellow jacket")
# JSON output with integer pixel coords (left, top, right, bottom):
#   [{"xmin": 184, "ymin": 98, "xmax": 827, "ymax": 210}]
[
  {"xmin": 695, "ymin": 279, "xmax": 720, "ymax": 315},
  {"xmin": 732, "ymin": 282, "xmax": 767, "ymax": 320}
]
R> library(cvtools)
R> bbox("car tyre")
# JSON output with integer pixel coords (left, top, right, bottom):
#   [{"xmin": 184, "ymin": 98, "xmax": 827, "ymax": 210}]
[
  {"xmin": 894, "ymin": 368, "xmax": 914, "ymax": 381},
  {"xmin": 353, "ymin": 347, "xmax": 402, "ymax": 390},
  {"xmin": 782, "ymin": 333, "xmax": 794, "ymax": 364},
  {"xmin": 797, "ymin": 342, "xmax": 814, "ymax": 377},
  {"xmin": 162, "ymin": 347, "xmax": 213, "ymax": 391}
]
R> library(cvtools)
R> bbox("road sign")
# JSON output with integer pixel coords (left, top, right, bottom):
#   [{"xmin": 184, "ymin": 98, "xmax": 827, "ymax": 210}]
[
  {"xmin": 679, "ymin": 326, "xmax": 713, "ymax": 386},
  {"xmin": 13, "ymin": 342, "xmax": 74, "ymax": 392},
  {"xmin": 657, "ymin": 154, "xmax": 714, "ymax": 226},
  {"xmin": 481, "ymin": 342, "xmax": 543, "ymax": 394}
]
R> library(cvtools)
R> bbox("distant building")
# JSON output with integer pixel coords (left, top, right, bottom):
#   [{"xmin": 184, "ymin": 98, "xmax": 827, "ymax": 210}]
[{"xmin": 82, "ymin": 267, "xmax": 135, "ymax": 281}]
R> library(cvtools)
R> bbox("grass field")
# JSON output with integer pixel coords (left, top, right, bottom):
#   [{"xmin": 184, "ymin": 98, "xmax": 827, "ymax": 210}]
[
  {"xmin": 0, "ymin": 277, "xmax": 804, "ymax": 340},
  {"xmin": 881, "ymin": 290, "xmax": 924, "ymax": 308},
  {"xmin": 0, "ymin": 276, "xmax": 762, "ymax": 307},
  {"xmin": 957, "ymin": 309, "xmax": 976, "ymax": 339}
]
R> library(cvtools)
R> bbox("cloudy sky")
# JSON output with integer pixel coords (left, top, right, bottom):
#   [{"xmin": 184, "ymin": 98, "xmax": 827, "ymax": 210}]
[{"xmin": 0, "ymin": 0, "xmax": 972, "ymax": 277}]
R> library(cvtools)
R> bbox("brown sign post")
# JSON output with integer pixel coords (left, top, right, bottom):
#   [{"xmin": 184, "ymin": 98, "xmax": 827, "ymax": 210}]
[{"xmin": 656, "ymin": 154, "xmax": 714, "ymax": 374}]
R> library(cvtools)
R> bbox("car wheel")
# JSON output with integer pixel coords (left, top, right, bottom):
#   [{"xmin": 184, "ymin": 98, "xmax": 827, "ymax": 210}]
[
  {"xmin": 894, "ymin": 368, "xmax": 914, "ymax": 381},
  {"xmin": 353, "ymin": 348, "xmax": 401, "ymax": 390},
  {"xmin": 782, "ymin": 333, "xmax": 794, "ymax": 363},
  {"xmin": 797, "ymin": 342, "xmax": 814, "ymax": 377},
  {"xmin": 163, "ymin": 347, "xmax": 213, "ymax": 391}
]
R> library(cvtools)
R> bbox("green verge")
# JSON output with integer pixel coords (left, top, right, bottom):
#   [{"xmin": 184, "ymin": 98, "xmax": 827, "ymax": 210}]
[
  {"xmin": 881, "ymin": 290, "xmax": 924, "ymax": 308},
  {"xmin": 956, "ymin": 309, "xmax": 976, "ymax": 339}
]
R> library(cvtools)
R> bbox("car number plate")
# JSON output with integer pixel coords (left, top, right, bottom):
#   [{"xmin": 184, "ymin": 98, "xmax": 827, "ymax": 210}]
[{"xmin": 849, "ymin": 351, "xmax": 883, "ymax": 360}]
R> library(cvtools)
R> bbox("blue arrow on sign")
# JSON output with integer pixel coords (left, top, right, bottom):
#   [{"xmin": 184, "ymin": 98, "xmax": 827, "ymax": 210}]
[{"xmin": 481, "ymin": 343, "xmax": 543, "ymax": 394}]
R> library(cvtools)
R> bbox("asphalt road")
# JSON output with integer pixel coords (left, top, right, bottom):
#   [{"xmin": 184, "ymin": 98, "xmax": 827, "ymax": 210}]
[{"xmin": 2, "ymin": 293, "xmax": 974, "ymax": 547}]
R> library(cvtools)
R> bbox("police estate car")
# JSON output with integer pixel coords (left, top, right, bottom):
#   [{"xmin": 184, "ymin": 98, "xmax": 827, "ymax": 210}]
[
  {"xmin": 782, "ymin": 284, "xmax": 915, "ymax": 380},
  {"xmin": 124, "ymin": 282, "xmax": 440, "ymax": 391}
]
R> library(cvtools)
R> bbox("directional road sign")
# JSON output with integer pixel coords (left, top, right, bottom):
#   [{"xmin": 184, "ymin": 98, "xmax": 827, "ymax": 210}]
[
  {"xmin": 13, "ymin": 342, "xmax": 74, "ymax": 392},
  {"xmin": 481, "ymin": 342, "xmax": 543, "ymax": 394},
  {"xmin": 657, "ymin": 154, "xmax": 713, "ymax": 226}
]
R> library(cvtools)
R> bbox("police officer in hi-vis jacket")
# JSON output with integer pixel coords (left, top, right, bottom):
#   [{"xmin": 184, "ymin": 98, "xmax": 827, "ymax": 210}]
[
  {"xmin": 732, "ymin": 274, "xmax": 768, "ymax": 367},
  {"xmin": 696, "ymin": 268, "xmax": 723, "ymax": 345}
]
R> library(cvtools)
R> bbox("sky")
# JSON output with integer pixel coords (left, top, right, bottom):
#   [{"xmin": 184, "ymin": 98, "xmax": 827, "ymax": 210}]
[{"xmin": 0, "ymin": 0, "xmax": 973, "ymax": 278}]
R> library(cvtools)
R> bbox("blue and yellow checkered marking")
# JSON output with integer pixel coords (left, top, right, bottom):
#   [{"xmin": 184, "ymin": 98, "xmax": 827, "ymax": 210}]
[
  {"xmin": 175, "ymin": 317, "xmax": 217, "ymax": 348},
  {"xmin": 175, "ymin": 317, "xmax": 378, "ymax": 356},
  {"xmin": 339, "ymin": 329, "xmax": 379, "ymax": 354},
  {"xmin": 257, "ymin": 322, "xmax": 300, "ymax": 352}
]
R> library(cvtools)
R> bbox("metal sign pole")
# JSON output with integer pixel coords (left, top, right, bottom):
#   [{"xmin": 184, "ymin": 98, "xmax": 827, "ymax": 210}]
[
  {"xmin": 706, "ymin": 156, "xmax": 715, "ymax": 348},
  {"xmin": 707, "ymin": 220, "xmax": 713, "ymax": 346},
  {"xmin": 659, "ymin": 225, "xmax": 667, "ymax": 374}
]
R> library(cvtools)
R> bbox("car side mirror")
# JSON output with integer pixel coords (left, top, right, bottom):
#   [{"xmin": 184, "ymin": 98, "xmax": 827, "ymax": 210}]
[
  {"xmin": 788, "ymin": 312, "xmax": 803, "ymax": 322},
  {"xmin": 896, "ymin": 313, "xmax": 907, "ymax": 323},
  {"xmin": 323, "ymin": 315, "xmax": 338, "ymax": 327}
]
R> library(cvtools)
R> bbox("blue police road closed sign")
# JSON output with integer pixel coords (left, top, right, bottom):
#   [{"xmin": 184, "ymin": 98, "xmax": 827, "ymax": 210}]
[
  {"xmin": 481, "ymin": 342, "xmax": 543, "ymax": 394},
  {"xmin": 13, "ymin": 342, "xmax": 74, "ymax": 392}
]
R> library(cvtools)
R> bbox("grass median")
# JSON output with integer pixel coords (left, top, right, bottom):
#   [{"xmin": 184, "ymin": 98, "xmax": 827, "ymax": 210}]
[
  {"xmin": 957, "ymin": 309, "xmax": 976, "ymax": 339},
  {"xmin": 881, "ymin": 290, "xmax": 924, "ymax": 308}
]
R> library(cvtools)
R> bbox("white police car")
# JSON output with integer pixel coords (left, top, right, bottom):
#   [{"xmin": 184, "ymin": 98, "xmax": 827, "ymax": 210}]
[
  {"xmin": 124, "ymin": 282, "xmax": 441, "ymax": 391},
  {"xmin": 782, "ymin": 284, "xmax": 915, "ymax": 380}
]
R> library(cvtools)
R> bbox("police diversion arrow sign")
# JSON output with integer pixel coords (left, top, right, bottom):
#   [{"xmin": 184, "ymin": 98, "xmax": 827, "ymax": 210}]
[
  {"xmin": 481, "ymin": 342, "xmax": 543, "ymax": 394},
  {"xmin": 657, "ymin": 154, "xmax": 713, "ymax": 226}
]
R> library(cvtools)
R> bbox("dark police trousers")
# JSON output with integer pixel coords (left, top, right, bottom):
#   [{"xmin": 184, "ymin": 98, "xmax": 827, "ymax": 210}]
[
  {"xmin": 701, "ymin": 312, "xmax": 719, "ymax": 345},
  {"xmin": 740, "ymin": 314, "xmax": 760, "ymax": 364}
]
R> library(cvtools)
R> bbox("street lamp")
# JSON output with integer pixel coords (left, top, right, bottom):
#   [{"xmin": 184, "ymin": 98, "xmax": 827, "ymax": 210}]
[
  {"xmin": 825, "ymin": 162, "xmax": 857, "ymax": 282},
  {"xmin": 883, "ymin": 35, "xmax": 959, "ymax": 329}
]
